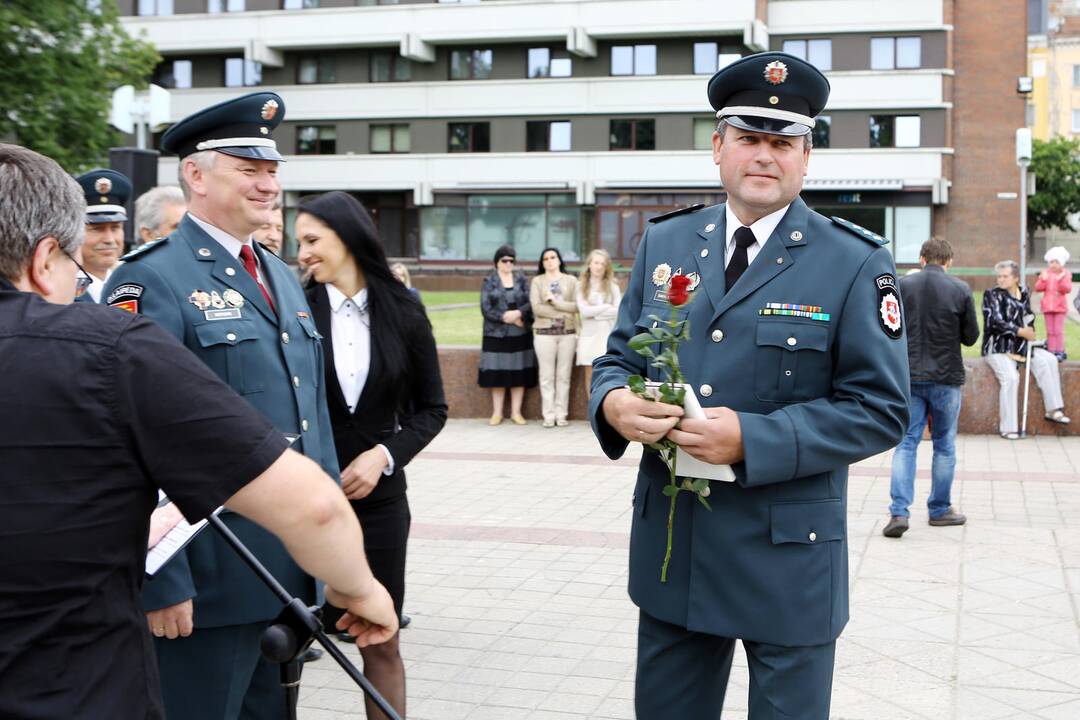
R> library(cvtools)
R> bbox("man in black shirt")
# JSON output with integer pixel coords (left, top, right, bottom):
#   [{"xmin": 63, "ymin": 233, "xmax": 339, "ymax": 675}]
[
  {"xmin": 0, "ymin": 145, "xmax": 397, "ymax": 718},
  {"xmin": 885, "ymin": 238, "xmax": 980, "ymax": 538}
]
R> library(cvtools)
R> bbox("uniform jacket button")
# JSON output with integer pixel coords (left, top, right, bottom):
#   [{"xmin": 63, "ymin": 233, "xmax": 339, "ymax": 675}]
[
  {"xmin": 292, "ymin": 376, "xmax": 300, "ymax": 388},
  {"xmin": 301, "ymin": 419, "xmax": 309, "ymax": 432},
  {"xmin": 700, "ymin": 248, "xmax": 709, "ymax": 258},
  {"xmin": 808, "ymin": 531, "xmax": 817, "ymax": 542},
  {"xmin": 786, "ymin": 336, "xmax": 797, "ymax": 346},
  {"xmin": 711, "ymin": 329, "xmax": 723, "ymax": 343},
  {"xmin": 225, "ymin": 267, "xmax": 236, "ymax": 276},
  {"xmin": 281, "ymin": 332, "xmax": 290, "ymax": 344},
  {"xmin": 225, "ymin": 332, "xmax": 237, "ymax": 342},
  {"xmin": 699, "ymin": 384, "xmax": 713, "ymax": 398}
]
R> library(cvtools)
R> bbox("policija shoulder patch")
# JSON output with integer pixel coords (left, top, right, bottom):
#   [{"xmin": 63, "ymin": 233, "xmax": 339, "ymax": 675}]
[
  {"xmin": 106, "ymin": 283, "xmax": 144, "ymax": 314},
  {"xmin": 875, "ymin": 274, "xmax": 902, "ymax": 339}
]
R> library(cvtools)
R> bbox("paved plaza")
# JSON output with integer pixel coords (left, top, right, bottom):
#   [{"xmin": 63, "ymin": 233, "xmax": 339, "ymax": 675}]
[{"xmin": 298, "ymin": 420, "xmax": 1080, "ymax": 719}]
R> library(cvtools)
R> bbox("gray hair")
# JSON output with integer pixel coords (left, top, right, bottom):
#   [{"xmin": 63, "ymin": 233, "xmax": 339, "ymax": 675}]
[
  {"xmin": 135, "ymin": 185, "xmax": 185, "ymax": 234},
  {"xmin": 716, "ymin": 118, "xmax": 813, "ymax": 150},
  {"xmin": 177, "ymin": 150, "xmax": 219, "ymax": 201},
  {"xmin": 994, "ymin": 260, "xmax": 1020, "ymax": 279},
  {"xmin": 0, "ymin": 143, "xmax": 85, "ymax": 281}
]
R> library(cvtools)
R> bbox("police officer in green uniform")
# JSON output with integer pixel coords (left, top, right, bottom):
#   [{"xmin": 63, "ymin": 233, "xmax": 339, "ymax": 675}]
[
  {"xmin": 103, "ymin": 92, "xmax": 337, "ymax": 720},
  {"xmin": 590, "ymin": 52, "xmax": 910, "ymax": 719},
  {"xmin": 73, "ymin": 168, "xmax": 131, "ymax": 303}
]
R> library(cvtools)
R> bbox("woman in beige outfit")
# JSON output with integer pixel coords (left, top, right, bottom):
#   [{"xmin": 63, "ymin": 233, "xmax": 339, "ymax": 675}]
[
  {"xmin": 576, "ymin": 249, "xmax": 621, "ymax": 397},
  {"xmin": 530, "ymin": 247, "xmax": 578, "ymax": 427}
]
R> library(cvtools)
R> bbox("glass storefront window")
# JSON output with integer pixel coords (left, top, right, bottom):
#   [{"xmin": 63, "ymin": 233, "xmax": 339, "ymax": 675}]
[
  {"xmin": 420, "ymin": 206, "xmax": 467, "ymax": 259},
  {"xmin": 893, "ymin": 206, "xmax": 930, "ymax": 264}
]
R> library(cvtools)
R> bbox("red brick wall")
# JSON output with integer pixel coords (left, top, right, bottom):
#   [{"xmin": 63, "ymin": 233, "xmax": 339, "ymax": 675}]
[{"xmin": 944, "ymin": 0, "xmax": 1028, "ymax": 267}]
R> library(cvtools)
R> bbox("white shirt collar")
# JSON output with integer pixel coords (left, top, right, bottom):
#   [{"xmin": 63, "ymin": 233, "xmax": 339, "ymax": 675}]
[
  {"xmin": 326, "ymin": 284, "xmax": 368, "ymax": 313},
  {"xmin": 188, "ymin": 212, "xmax": 254, "ymax": 261},
  {"xmin": 724, "ymin": 203, "xmax": 791, "ymax": 249}
]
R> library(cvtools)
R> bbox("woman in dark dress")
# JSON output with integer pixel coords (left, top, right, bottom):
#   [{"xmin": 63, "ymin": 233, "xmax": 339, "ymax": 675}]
[
  {"xmin": 478, "ymin": 244, "xmax": 538, "ymax": 424},
  {"xmin": 297, "ymin": 191, "xmax": 447, "ymax": 720}
]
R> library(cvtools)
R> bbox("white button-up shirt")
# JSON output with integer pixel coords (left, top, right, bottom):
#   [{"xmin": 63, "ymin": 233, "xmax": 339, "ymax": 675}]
[
  {"xmin": 724, "ymin": 203, "xmax": 790, "ymax": 270},
  {"xmin": 326, "ymin": 284, "xmax": 394, "ymax": 474}
]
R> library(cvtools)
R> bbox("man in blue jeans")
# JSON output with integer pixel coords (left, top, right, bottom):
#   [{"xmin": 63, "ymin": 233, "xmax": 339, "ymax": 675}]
[{"xmin": 886, "ymin": 238, "xmax": 980, "ymax": 537}]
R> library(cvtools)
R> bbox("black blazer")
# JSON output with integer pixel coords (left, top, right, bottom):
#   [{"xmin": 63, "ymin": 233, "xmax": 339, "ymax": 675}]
[{"xmin": 307, "ymin": 284, "xmax": 448, "ymax": 505}]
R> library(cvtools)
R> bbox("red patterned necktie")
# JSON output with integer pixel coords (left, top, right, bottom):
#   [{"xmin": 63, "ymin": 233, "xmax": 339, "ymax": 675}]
[{"xmin": 238, "ymin": 245, "xmax": 276, "ymax": 313}]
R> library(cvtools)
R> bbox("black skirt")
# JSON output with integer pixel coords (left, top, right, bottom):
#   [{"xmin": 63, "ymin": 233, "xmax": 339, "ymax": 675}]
[{"xmin": 478, "ymin": 331, "xmax": 539, "ymax": 388}]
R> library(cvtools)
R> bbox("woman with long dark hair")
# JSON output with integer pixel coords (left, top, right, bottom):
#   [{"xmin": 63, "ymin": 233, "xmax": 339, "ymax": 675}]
[
  {"xmin": 530, "ymin": 247, "xmax": 578, "ymax": 427},
  {"xmin": 297, "ymin": 191, "xmax": 447, "ymax": 720}
]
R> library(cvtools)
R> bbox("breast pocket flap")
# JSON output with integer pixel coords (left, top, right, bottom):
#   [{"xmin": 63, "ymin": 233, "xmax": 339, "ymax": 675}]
[
  {"xmin": 756, "ymin": 321, "xmax": 828, "ymax": 352},
  {"xmin": 193, "ymin": 319, "xmax": 259, "ymax": 348},
  {"xmin": 770, "ymin": 499, "xmax": 844, "ymax": 545}
]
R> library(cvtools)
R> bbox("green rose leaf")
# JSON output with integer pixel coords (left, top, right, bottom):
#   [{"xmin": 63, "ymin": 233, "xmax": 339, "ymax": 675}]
[
  {"xmin": 661, "ymin": 484, "xmax": 681, "ymax": 497},
  {"xmin": 628, "ymin": 333, "xmax": 656, "ymax": 352},
  {"xmin": 628, "ymin": 375, "xmax": 646, "ymax": 394}
]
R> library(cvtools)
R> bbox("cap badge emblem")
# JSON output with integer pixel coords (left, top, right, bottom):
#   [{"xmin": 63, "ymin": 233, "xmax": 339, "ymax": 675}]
[
  {"xmin": 95, "ymin": 177, "xmax": 112, "ymax": 194},
  {"xmin": 261, "ymin": 99, "xmax": 279, "ymax": 121},
  {"xmin": 764, "ymin": 60, "xmax": 788, "ymax": 85}
]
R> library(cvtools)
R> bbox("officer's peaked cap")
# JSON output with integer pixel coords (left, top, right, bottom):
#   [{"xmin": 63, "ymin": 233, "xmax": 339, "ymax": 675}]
[
  {"xmin": 75, "ymin": 169, "xmax": 132, "ymax": 224},
  {"xmin": 708, "ymin": 51, "xmax": 830, "ymax": 137},
  {"xmin": 161, "ymin": 91, "xmax": 285, "ymax": 162}
]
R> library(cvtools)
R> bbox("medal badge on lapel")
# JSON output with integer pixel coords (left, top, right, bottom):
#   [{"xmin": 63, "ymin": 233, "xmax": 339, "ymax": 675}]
[{"xmin": 651, "ymin": 263, "xmax": 699, "ymax": 303}]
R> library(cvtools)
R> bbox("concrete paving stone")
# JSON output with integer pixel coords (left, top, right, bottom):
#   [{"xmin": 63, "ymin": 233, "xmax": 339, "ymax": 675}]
[
  {"xmin": 466, "ymin": 705, "xmax": 533, "ymax": 720},
  {"xmin": 527, "ymin": 711, "xmax": 591, "ymax": 720},
  {"xmin": 538, "ymin": 691, "xmax": 605, "ymax": 715},
  {"xmin": 1036, "ymin": 697, "xmax": 1080, "ymax": 719},
  {"xmin": 411, "ymin": 698, "xmax": 474, "ymax": 720},
  {"xmin": 481, "ymin": 686, "xmax": 549, "ymax": 709}
]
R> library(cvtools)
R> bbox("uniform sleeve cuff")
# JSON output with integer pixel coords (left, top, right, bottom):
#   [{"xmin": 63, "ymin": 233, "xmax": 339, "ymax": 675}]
[{"xmin": 736, "ymin": 409, "xmax": 798, "ymax": 487}]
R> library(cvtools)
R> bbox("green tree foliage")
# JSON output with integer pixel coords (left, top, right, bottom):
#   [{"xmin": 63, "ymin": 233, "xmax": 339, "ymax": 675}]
[
  {"xmin": 0, "ymin": 1, "xmax": 160, "ymax": 172},
  {"xmin": 1028, "ymin": 136, "xmax": 1080, "ymax": 235}
]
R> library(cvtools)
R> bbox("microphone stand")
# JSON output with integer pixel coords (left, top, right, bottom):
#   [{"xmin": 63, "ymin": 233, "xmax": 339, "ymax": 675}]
[{"xmin": 207, "ymin": 514, "xmax": 402, "ymax": 720}]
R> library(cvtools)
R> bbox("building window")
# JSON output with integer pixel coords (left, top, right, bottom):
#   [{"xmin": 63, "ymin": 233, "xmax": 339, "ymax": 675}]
[
  {"xmin": 1073, "ymin": 65, "xmax": 1080, "ymax": 86},
  {"xmin": 208, "ymin": 0, "xmax": 244, "ymax": 11},
  {"xmin": 138, "ymin": 0, "xmax": 174, "ymax": 15},
  {"xmin": 1072, "ymin": 109, "xmax": 1080, "ymax": 132},
  {"xmin": 526, "ymin": 121, "xmax": 572, "ymax": 152},
  {"xmin": 225, "ymin": 58, "xmax": 261, "ymax": 87},
  {"xmin": 450, "ymin": 49, "xmax": 493, "ymax": 80},
  {"xmin": 610, "ymin": 119, "xmax": 655, "ymax": 150},
  {"xmin": 298, "ymin": 56, "xmax": 336, "ymax": 84},
  {"xmin": 693, "ymin": 43, "xmax": 740, "ymax": 74},
  {"xmin": 527, "ymin": 48, "xmax": 572, "ymax": 78},
  {"xmin": 283, "ymin": 0, "xmax": 319, "ymax": 8},
  {"xmin": 297, "ymin": 125, "xmax": 336, "ymax": 154},
  {"xmin": 611, "ymin": 45, "xmax": 657, "ymax": 76},
  {"xmin": 693, "ymin": 118, "xmax": 715, "ymax": 150},
  {"xmin": 420, "ymin": 194, "xmax": 579, "ymax": 261},
  {"xmin": 870, "ymin": 37, "xmax": 921, "ymax": 70},
  {"xmin": 448, "ymin": 122, "xmax": 490, "ymax": 152},
  {"xmin": 155, "ymin": 59, "xmax": 192, "ymax": 89},
  {"xmin": 869, "ymin": 115, "xmax": 920, "ymax": 148},
  {"xmin": 781, "ymin": 39, "xmax": 832, "ymax": 71},
  {"xmin": 371, "ymin": 124, "xmax": 411, "ymax": 153},
  {"xmin": 371, "ymin": 53, "xmax": 411, "ymax": 82},
  {"xmin": 812, "ymin": 115, "xmax": 831, "ymax": 148}
]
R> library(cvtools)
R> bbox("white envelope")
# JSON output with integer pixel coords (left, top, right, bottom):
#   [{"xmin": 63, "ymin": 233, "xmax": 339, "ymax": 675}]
[{"xmin": 644, "ymin": 381, "xmax": 736, "ymax": 482}]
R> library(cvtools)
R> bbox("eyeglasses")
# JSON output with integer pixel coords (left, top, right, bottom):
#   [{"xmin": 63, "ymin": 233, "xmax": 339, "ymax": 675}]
[
  {"xmin": 61, "ymin": 246, "xmax": 93, "ymax": 297},
  {"xmin": 498, "ymin": 258, "xmax": 515, "ymax": 264}
]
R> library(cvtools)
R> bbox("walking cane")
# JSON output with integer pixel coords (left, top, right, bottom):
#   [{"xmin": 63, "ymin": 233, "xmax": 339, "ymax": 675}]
[{"xmin": 1021, "ymin": 340, "xmax": 1034, "ymax": 438}]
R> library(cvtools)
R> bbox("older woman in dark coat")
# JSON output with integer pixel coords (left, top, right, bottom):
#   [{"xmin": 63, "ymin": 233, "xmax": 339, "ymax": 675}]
[{"xmin": 478, "ymin": 244, "xmax": 538, "ymax": 424}]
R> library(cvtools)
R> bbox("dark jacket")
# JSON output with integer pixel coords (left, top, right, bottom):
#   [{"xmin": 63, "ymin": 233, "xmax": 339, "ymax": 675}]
[
  {"xmin": 899, "ymin": 264, "xmax": 979, "ymax": 385},
  {"xmin": 307, "ymin": 284, "xmax": 447, "ymax": 505},
  {"xmin": 480, "ymin": 271, "xmax": 532, "ymax": 338},
  {"xmin": 982, "ymin": 285, "xmax": 1035, "ymax": 357}
]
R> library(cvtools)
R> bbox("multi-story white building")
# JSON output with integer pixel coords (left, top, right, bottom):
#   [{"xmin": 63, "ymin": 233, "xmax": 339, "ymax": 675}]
[{"xmin": 120, "ymin": 0, "xmax": 1025, "ymax": 269}]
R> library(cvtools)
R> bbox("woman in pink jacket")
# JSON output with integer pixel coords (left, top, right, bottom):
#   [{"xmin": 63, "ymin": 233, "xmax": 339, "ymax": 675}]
[{"xmin": 1035, "ymin": 245, "xmax": 1072, "ymax": 360}]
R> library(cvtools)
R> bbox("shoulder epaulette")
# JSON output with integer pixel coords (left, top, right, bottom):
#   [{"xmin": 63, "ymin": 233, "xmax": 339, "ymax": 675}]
[
  {"xmin": 831, "ymin": 216, "xmax": 889, "ymax": 246},
  {"xmin": 649, "ymin": 203, "xmax": 705, "ymax": 224},
  {"xmin": 120, "ymin": 237, "xmax": 168, "ymax": 262}
]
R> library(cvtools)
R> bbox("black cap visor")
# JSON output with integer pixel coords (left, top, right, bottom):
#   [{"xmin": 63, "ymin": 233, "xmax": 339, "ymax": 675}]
[
  {"xmin": 724, "ymin": 114, "xmax": 812, "ymax": 138},
  {"xmin": 216, "ymin": 145, "xmax": 285, "ymax": 162}
]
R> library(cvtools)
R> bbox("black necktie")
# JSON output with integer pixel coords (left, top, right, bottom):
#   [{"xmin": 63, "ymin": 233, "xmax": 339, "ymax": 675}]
[{"xmin": 725, "ymin": 226, "xmax": 756, "ymax": 290}]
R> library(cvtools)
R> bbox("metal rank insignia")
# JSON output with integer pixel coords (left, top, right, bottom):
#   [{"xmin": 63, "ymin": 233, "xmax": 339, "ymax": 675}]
[
  {"xmin": 188, "ymin": 290, "xmax": 212, "ymax": 311},
  {"xmin": 759, "ymin": 302, "xmax": 830, "ymax": 322},
  {"xmin": 222, "ymin": 289, "xmax": 245, "ymax": 308},
  {"xmin": 210, "ymin": 291, "xmax": 226, "ymax": 309}
]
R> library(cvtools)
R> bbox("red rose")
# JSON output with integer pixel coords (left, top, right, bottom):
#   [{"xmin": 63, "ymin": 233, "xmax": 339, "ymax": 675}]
[{"xmin": 668, "ymin": 274, "xmax": 691, "ymax": 306}]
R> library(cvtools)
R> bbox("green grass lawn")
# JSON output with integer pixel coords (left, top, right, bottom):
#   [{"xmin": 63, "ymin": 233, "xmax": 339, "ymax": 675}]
[
  {"xmin": 961, "ymin": 291, "xmax": 1080, "ymax": 359},
  {"xmin": 425, "ymin": 291, "xmax": 482, "ymax": 346}
]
